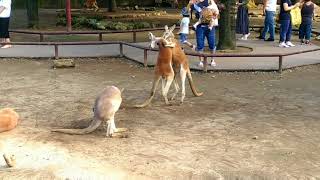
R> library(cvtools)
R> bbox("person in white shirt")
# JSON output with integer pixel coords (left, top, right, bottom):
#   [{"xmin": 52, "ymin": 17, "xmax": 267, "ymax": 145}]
[
  {"xmin": 0, "ymin": 0, "xmax": 12, "ymax": 48},
  {"xmin": 258, "ymin": 0, "xmax": 277, "ymax": 41},
  {"xmin": 178, "ymin": 7, "xmax": 196, "ymax": 50}
]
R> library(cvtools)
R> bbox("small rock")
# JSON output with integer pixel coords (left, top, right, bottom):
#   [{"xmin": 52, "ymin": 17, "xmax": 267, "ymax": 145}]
[
  {"xmin": 211, "ymin": 75, "xmax": 216, "ymax": 78},
  {"xmin": 53, "ymin": 59, "xmax": 75, "ymax": 68},
  {"xmin": 252, "ymin": 136, "xmax": 258, "ymax": 139}
]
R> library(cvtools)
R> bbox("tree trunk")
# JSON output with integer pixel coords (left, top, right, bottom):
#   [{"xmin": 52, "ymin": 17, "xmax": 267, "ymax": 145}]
[
  {"xmin": 108, "ymin": 0, "xmax": 117, "ymax": 12},
  {"xmin": 217, "ymin": 0, "xmax": 236, "ymax": 50},
  {"xmin": 26, "ymin": 0, "xmax": 39, "ymax": 28}
]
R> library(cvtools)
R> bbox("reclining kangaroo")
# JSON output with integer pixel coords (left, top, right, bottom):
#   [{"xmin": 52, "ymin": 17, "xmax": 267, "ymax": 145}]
[
  {"xmin": 52, "ymin": 86, "xmax": 127, "ymax": 137},
  {"xmin": 0, "ymin": 108, "xmax": 19, "ymax": 167},
  {"xmin": 135, "ymin": 25, "xmax": 203, "ymax": 108}
]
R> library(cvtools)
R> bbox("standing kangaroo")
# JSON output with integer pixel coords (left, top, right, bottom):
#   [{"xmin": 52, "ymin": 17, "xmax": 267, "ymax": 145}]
[
  {"xmin": 135, "ymin": 25, "xmax": 203, "ymax": 108},
  {"xmin": 52, "ymin": 86, "xmax": 127, "ymax": 137},
  {"xmin": 0, "ymin": 108, "xmax": 19, "ymax": 167}
]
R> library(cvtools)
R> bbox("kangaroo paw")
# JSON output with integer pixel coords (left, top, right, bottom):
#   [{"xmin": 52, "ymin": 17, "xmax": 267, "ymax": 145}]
[
  {"xmin": 115, "ymin": 128, "xmax": 128, "ymax": 133},
  {"xmin": 111, "ymin": 133, "xmax": 129, "ymax": 138}
]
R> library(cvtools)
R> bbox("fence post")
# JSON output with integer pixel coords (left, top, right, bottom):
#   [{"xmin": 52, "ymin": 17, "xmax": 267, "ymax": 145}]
[
  {"xmin": 133, "ymin": 31, "xmax": 137, "ymax": 43},
  {"xmin": 54, "ymin": 44, "xmax": 59, "ymax": 59},
  {"xmin": 144, "ymin": 49, "xmax": 148, "ymax": 67},
  {"xmin": 278, "ymin": 55, "xmax": 283, "ymax": 73},
  {"xmin": 99, "ymin": 33, "xmax": 103, "ymax": 41},
  {"xmin": 203, "ymin": 56, "xmax": 208, "ymax": 72},
  {"xmin": 40, "ymin": 34, "xmax": 44, "ymax": 42},
  {"xmin": 119, "ymin": 43, "xmax": 123, "ymax": 57}
]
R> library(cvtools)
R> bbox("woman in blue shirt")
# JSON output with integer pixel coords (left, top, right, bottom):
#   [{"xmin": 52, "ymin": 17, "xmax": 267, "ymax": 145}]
[{"xmin": 279, "ymin": 0, "xmax": 300, "ymax": 48}]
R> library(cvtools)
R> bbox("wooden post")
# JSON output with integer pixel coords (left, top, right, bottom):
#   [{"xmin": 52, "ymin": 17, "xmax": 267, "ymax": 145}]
[
  {"xmin": 133, "ymin": 31, "xmax": 137, "ymax": 43},
  {"xmin": 144, "ymin": 49, "xmax": 148, "ymax": 67},
  {"xmin": 119, "ymin": 43, "xmax": 123, "ymax": 57},
  {"xmin": 278, "ymin": 56, "xmax": 283, "ymax": 73},
  {"xmin": 40, "ymin": 34, "xmax": 44, "ymax": 42},
  {"xmin": 66, "ymin": 0, "xmax": 72, "ymax": 32},
  {"xmin": 203, "ymin": 56, "xmax": 208, "ymax": 72},
  {"xmin": 54, "ymin": 45, "xmax": 59, "ymax": 59},
  {"xmin": 99, "ymin": 33, "xmax": 103, "ymax": 41}
]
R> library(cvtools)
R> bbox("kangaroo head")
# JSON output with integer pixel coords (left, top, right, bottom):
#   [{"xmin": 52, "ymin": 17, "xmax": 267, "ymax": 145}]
[{"xmin": 162, "ymin": 24, "xmax": 176, "ymax": 40}]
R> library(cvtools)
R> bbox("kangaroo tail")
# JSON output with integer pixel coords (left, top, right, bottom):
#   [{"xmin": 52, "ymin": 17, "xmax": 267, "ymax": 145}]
[
  {"xmin": 52, "ymin": 118, "xmax": 102, "ymax": 135},
  {"xmin": 187, "ymin": 70, "xmax": 203, "ymax": 97},
  {"xmin": 134, "ymin": 76, "xmax": 161, "ymax": 108}
]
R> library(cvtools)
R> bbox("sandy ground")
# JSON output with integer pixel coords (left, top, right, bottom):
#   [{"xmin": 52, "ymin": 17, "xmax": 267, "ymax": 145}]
[{"xmin": 0, "ymin": 57, "xmax": 320, "ymax": 179}]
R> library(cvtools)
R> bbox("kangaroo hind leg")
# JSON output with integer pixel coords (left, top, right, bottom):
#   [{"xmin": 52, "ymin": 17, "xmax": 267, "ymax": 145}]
[
  {"xmin": 162, "ymin": 74, "xmax": 174, "ymax": 105},
  {"xmin": 180, "ymin": 67, "xmax": 187, "ymax": 104}
]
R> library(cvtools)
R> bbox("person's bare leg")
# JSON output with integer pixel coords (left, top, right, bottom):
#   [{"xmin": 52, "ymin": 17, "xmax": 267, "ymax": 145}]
[{"xmin": 1, "ymin": 38, "xmax": 12, "ymax": 49}]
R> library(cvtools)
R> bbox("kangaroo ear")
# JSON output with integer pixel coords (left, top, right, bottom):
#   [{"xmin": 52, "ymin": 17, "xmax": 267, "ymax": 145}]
[
  {"xmin": 164, "ymin": 25, "xmax": 169, "ymax": 32},
  {"xmin": 148, "ymin": 32, "xmax": 154, "ymax": 40},
  {"xmin": 169, "ymin": 24, "xmax": 176, "ymax": 33}
]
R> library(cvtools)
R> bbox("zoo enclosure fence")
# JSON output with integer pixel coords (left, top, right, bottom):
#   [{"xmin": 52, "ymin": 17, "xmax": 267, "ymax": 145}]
[{"xmin": 7, "ymin": 27, "xmax": 320, "ymax": 73}]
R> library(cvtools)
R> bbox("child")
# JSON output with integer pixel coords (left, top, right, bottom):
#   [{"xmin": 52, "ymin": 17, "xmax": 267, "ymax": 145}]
[
  {"xmin": 178, "ymin": 7, "xmax": 196, "ymax": 50},
  {"xmin": 299, "ymin": 0, "xmax": 314, "ymax": 45},
  {"xmin": 193, "ymin": 0, "xmax": 219, "ymax": 30}
]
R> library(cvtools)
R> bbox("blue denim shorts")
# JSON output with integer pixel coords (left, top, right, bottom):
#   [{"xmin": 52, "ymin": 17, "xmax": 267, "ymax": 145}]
[
  {"xmin": 196, "ymin": 25, "xmax": 215, "ymax": 51},
  {"xmin": 179, "ymin": 33, "xmax": 188, "ymax": 43}
]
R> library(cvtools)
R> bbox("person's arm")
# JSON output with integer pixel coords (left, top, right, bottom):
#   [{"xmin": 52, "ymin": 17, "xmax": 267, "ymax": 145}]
[
  {"xmin": 0, "ymin": 6, "xmax": 6, "ymax": 14},
  {"xmin": 263, "ymin": 0, "xmax": 268, "ymax": 15},
  {"xmin": 283, "ymin": 2, "xmax": 300, "ymax": 11}
]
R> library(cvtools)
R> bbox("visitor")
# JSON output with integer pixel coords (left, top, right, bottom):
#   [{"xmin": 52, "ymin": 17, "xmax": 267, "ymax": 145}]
[
  {"xmin": 278, "ymin": 0, "xmax": 300, "ymax": 47},
  {"xmin": 194, "ymin": 0, "xmax": 217, "ymax": 67},
  {"xmin": 259, "ymin": 0, "xmax": 277, "ymax": 41},
  {"xmin": 178, "ymin": 7, "xmax": 196, "ymax": 51},
  {"xmin": 0, "ymin": 0, "xmax": 12, "ymax": 49},
  {"xmin": 236, "ymin": 0, "xmax": 250, "ymax": 40},
  {"xmin": 299, "ymin": 0, "xmax": 315, "ymax": 45}
]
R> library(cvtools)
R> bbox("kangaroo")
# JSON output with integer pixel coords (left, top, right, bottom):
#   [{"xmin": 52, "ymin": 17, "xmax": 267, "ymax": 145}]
[
  {"xmin": 0, "ymin": 108, "xmax": 19, "ymax": 133},
  {"xmin": 134, "ymin": 26, "xmax": 203, "ymax": 108},
  {"xmin": 52, "ymin": 86, "xmax": 127, "ymax": 137},
  {"xmin": 0, "ymin": 108, "xmax": 19, "ymax": 167}
]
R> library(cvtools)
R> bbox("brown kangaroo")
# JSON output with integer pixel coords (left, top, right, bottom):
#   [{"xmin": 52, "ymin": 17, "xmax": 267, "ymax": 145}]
[
  {"xmin": 52, "ymin": 86, "xmax": 127, "ymax": 137},
  {"xmin": 134, "ymin": 28, "xmax": 203, "ymax": 108},
  {"xmin": 0, "ymin": 108, "xmax": 19, "ymax": 167},
  {"xmin": 0, "ymin": 108, "xmax": 19, "ymax": 133}
]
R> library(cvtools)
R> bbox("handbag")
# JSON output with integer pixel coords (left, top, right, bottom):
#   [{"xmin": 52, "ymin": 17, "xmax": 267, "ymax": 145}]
[{"xmin": 290, "ymin": 7, "xmax": 302, "ymax": 27}]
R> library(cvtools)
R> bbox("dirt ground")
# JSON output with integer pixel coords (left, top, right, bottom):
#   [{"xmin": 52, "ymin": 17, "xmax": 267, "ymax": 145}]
[{"xmin": 0, "ymin": 57, "xmax": 320, "ymax": 179}]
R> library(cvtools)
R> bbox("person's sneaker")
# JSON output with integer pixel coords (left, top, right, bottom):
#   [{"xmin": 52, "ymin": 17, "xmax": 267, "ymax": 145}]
[
  {"xmin": 257, "ymin": 36, "xmax": 264, "ymax": 40},
  {"xmin": 240, "ymin": 36, "xmax": 247, "ymax": 40},
  {"xmin": 244, "ymin": 33, "xmax": 250, "ymax": 39},
  {"xmin": 285, "ymin": 41, "xmax": 295, "ymax": 47},
  {"xmin": 198, "ymin": 61, "xmax": 204, "ymax": 68},
  {"xmin": 210, "ymin": 59, "xmax": 216, "ymax": 67},
  {"xmin": 265, "ymin": 38, "xmax": 274, "ymax": 42},
  {"xmin": 279, "ymin": 42, "xmax": 289, "ymax": 48},
  {"xmin": 305, "ymin": 40, "xmax": 311, "ymax": 45},
  {"xmin": 300, "ymin": 39, "xmax": 305, "ymax": 45}
]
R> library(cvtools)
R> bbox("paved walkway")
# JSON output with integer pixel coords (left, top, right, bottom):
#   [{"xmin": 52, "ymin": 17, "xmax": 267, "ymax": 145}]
[{"xmin": 0, "ymin": 39, "xmax": 319, "ymax": 71}]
